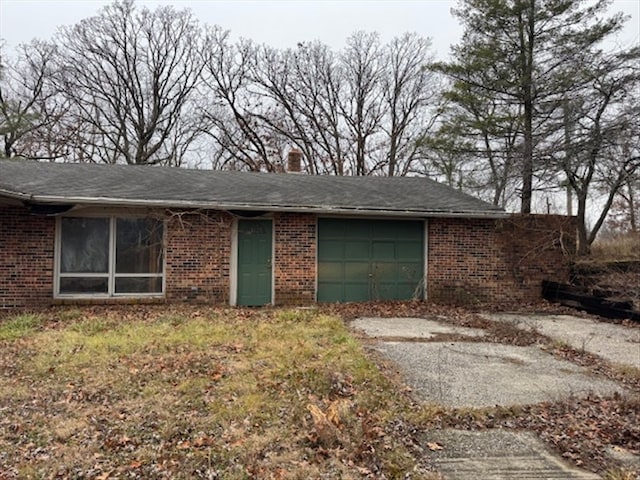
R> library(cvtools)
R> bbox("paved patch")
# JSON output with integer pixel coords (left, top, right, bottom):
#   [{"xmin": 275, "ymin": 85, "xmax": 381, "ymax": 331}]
[
  {"xmin": 373, "ymin": 341, "xmax": 625, "ymax": 408},
  {"xmin": 423, "ymin": 429, "xmax": 601, "ymax": 479},
  {"xmin": 482, "ymin": 313, "xmax": 640, "ymax": 368},
  {"xmin": 350, "ymin": 317, "xmax": 486, "ymax": 339}
]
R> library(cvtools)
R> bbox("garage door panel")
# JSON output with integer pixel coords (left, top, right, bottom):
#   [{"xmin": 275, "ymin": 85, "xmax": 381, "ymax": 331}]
[
  {"xmin": 318, "ymin": 262, "xmax": 344, "ymax": 281},
  {"xmin": 317, "ymin": 240, "xmax": 344, "ymax": 261},
  {"xmin": 317, "ymin": 283, "xmax": 343, "ymax": 302},
  {"xmin": 397, "ymin": 261, "xmax": 422, "ymax": 277},
  {"xmin": 396, "ymin": 282, "xmax": 419, "ymax": 300},
  {"xmin": 371, "ymin": 222, "xmax": 396, "ymax": 239},
  {"xmin": 345, "ymin": 262, "xmax": 370, "ymax": 278},
  {"xmin": 397, "ymin": 241, "xmax": 423, "ymax": 260},
  {"xmin": 345, "ymin": 222, "xmax": 371, "ymax": 239},
  {"xmin": 372, "ymin": 241, "xmax": 395, "ymax": 260},
  {"xmin": 375, "ymin": 283, "xmax": 400, "ymax": 300},
  {"xmin": 372, "ymin": 262, "xmax": 397, "ymax": 278},
  {"xmin": 373, "ymin": 282, "xmax": 416, "ymax": 301},
  {"xmin": 394, "ymin": 221, "xmax": 423, "ymax": 236},
  {"xmin": 345, "ymin": 240, "xmax": 370, "ymax": 259},
  {"xmin": 343, "ymin": 282, "xmax": 370, "ymax": 302}
]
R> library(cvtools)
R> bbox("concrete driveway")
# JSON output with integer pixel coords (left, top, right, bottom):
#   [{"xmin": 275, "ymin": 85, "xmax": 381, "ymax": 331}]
[
  {"xmin": 350, "ymin": 315, "xmax": 638, "ymax": 480},
  {"xmin": 351, "ymin": 317, "xmax": 627, "ymax": 408}
]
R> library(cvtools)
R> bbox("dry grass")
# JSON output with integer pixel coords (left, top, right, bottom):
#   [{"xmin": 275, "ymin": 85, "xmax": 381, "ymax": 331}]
[
  {"xmin": 577, "ymin": 233, "xmax": 640, "ymax": 310},
  {"xmin": 0, "ymin": 306, "xmax": 437, "ymax": 479},
  {"xmin": 603, "ymin": 469, "xmax": 638, "ymax": 480},
  {"xmin": 589, "ymin": 234, "xmax": 640, "ymax": 262}
]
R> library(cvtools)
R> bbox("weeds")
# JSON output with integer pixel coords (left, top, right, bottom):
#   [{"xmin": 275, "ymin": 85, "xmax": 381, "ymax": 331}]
[
  {"xmin": 0, "ymin": 313, "xmax": 44, "ymax": 340},
  {"xmin": 485, "ymin": 318, "xmax": 545, "ymax": 346},
  {"xmin": 613, "ymin": 364, "xmax": 640, "ymax": 383}
]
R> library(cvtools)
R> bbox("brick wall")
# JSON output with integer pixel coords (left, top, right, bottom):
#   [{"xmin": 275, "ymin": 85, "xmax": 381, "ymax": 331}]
[
  {"xmin": 165, "ymin": 211, "xmax": 232, "ymax": 303},
  {"xmin": 427, "ymin": 217, "xmax": 497, "ymax": 303},
  {"xmin": 0, "ymin": 205, "xmax": 55, "ymax": 309},
  {"xmin": 273, "ymin": 213, "xmax": 316, "ymax": 304},
  {"xmin": 0, "ymin": 204, "xmax": 574, "ymax": 309},
  {"xmin": 428, "ymin": 214, "xmax": 576, "ymax": 304},
  {"xmin": 494, "ymin": 214, "xmax": 576, "ymax": 302}
]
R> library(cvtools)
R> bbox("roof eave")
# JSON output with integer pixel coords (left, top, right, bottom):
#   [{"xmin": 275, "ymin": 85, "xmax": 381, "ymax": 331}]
[
  {"xmin": 0, "ymin": 187, "xmax": 31, "ymax": 201},
  {"xmin": 1, "ymin": 192, "xmax": 507, "ymax": 219}
]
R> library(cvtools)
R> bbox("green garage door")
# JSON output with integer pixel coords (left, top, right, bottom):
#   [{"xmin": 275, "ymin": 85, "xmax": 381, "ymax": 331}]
[{"xmin": 317, "ymin": 218, "xmax": 424, "ymax": 302}]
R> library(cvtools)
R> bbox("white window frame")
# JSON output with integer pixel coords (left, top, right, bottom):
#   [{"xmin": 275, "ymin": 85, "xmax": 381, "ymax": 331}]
[{"xmin": 55, "ymin": 214, "xmax": 166, "ymax": 299}]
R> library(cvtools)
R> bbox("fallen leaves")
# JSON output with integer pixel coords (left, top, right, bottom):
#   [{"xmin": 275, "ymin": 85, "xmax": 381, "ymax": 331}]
[
  {"xmin": 0, "ymin": 306, "xmax": 428, "ymax": 479},
  {"xmin": 177, "ymin": 435, "xmax": 215, "ymax": 450},
  {"xmin": 306, "ymin": 399, "xmax": 354, "ymax": 448}
]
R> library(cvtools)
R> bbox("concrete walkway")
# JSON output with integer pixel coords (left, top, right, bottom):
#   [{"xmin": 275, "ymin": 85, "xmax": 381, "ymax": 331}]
[
  {"xmin": 481, "ymin": 313, "xmax": 640, "ymax": 368},
  {"xmin": 423, "ymin": 430, "xmax": 600, "ymax": 480}
]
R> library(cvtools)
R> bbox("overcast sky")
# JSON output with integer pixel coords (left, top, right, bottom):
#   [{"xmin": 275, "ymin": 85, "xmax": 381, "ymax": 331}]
[{"xmin": 1, "ymin": 0, "xmax": 638, "ymax": 60}]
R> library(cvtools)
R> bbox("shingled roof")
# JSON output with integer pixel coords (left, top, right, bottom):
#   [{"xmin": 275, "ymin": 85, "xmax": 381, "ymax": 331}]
[{"xmin": 0, "ymin": 159, "xmax": 505, "ymax": 218}]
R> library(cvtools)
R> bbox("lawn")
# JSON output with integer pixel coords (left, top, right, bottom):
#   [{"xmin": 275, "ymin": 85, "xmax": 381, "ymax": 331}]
[{"xmin": 0, "ymin": 306, "xmax": 434, "ymax": 479}]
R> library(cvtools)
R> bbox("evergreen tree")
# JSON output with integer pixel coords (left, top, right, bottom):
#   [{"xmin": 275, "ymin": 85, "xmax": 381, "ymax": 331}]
[{"xmin": 434, "ymin": 0, "xmax": 627, "ymax": 213}]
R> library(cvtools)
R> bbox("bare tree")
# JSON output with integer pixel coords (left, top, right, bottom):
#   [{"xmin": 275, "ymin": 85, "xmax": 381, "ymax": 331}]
[
  {"xmin": 339, "ymin": 32, "xmax": 384, "ymax": 175},
  {"xmin": 200, "ymin": 31, "xmax": 440, "ymax": 177},
  {"xmin": 418, "ymin": 124, "xmax": 478, "ymax": 190},
  {"xmin": 607, "ymin": 171, "xmax": 639, "ymax": 235},
  {"xmin": 250, "ymin": 41, "xmax": 351, "ymax": 174},
  {"xmin": 272, "ymin": 41, "xmax": 348, "ymax": 175},
  {"xmin": 51, "ymin": 0, "xmax": 204, "ymax": 165},
  {"xmin": 199, "ymin": 29, "xmax": 283, "ymax": 171},
  {"xmin": 378, "ymin": 33, "xmax": 440, "ymax": 177},
  {"xmin": 553, "ymin": 47, "xmax": 640, "ymax": 254},
  {"xmin": 0, "ymin": 40, "xmax": 69, "ymax": 160}
]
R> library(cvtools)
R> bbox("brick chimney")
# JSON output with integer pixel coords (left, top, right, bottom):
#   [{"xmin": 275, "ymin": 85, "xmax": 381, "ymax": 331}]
[{"xmin": 287, "ymin": 147, "xmax": 302, "ymax": 173}]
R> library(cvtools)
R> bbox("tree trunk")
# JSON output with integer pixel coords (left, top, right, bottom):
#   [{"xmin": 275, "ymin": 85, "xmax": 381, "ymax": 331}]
[
  {"xmin": 627, "ymin": 180, "xmax": 637, "ymax": 233},
  {"xmin": 518, "ymin": 0, "xmax": 535, "ymax": 214},
  {"xmin": 576, "ymin": 194, "xmax": 590, "ymax": 255},
  {"xmin": 3, "ymin": 138, "xmax": 11, "ymax": 158},
  {"xmin": 521, "ymin": 105, "xmax": 533, "ymax": 214}
]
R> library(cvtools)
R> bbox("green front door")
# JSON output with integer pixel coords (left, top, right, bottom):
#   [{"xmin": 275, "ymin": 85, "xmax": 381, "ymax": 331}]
[
  {"xmin": 317, "ymin": 218, "xmax": 424, "ymax": 302},
  {"xmin": 237, "ymin": 219, "xmax": 272, "ymax": 306}
]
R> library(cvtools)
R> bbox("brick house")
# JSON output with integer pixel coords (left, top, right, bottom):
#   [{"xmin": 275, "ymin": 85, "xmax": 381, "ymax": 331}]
[{"xmin": 0, "ymin": 157, "xmax": 575, "ymax": 309}]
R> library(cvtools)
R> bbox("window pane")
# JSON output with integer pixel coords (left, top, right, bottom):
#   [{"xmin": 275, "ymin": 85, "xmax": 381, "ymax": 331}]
[
  {"xmin": 59, "ymin": 277, "xmax": 108, "ymax": 294},
  {"xmin": 116, "ymin": 218, "xmax": 164, "ymax": 274},
  {"xmin": 60, "ymin": 218, "xmax": 109, "ymax": 273},
  {"xmin": 115, "ymin": 277, "xmax": 163, "ymax": 294}
]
